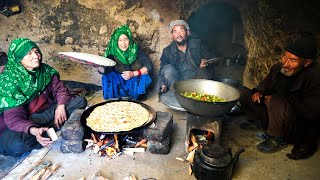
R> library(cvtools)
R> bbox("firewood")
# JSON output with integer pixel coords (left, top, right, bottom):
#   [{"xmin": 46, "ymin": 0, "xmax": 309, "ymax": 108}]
[
  {"xmin": 114, "ymin": 134, "xmax": 119, "ymax": 152},
  {"xmin": 31, "ymin": 168, "xmax": 46, "ymax": 180},
  {"xmin": 175, "ymin": 157, "xmax": 185, "ymax": 161},
  {"xmin": 134, "ymin": 139, "xmax": 147, "ymax": 148},
  {"xmin": 21, "ymin": 161, "xmax": 52, "ymax": 180},
  {"xmin": 96, "ymin": 140, "xmax": 105, "ymax": 147},
  {"xmin": 20, "ymin": 160, "xmax": 43, "ymax": 180},
  {"xmin": 91, "ymin": 133, "xmax": 98, "ymax": 143},
  {"xmin": 40, "ymin": 163, "xmax": 61, "ymax": 180},
  {"xmin": 188, "ymin": 145, "xmax": 196, "ymax": 152},
  {"xmin": 186, "ymin": 149, "xmax": 195, "ymax": 163},
  {"xmin": 84, "ymin": 139, "xmax": 94, "ymax": 143},
  {"xmin": 139, "ymin": 143, "xmax": 148, "ymax": 148},
  {"xmin": 123, "ymin": 148, "xmax": 145, "ymax": 153},
  {"xmin": 189, "ymin": 164, "xmax": 193, "ymax": 175},
  {"xmin": 86, "ymin": 142, "xmax": 94, "ymax": 149},
  {"xmin": 93, "ymin": 144, "xmax": 100, "ymax": 154},
  {"xmin": 123, "ymin": 175, "xmax": 137, "ymax": 180},
  {"xmin": 190, "ymin": 134, "xmax": 199, "ymax": 148}
]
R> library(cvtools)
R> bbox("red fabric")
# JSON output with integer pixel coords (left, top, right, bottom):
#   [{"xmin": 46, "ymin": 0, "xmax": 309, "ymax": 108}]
[
  {"xmin": 28, "ymin": 93, "xmax": 48, "ymax": 114},
  {"xmin": 0, "ymin": 75, "xmax": 72, "ymax": 135},
  {"xmin": 0, "ymin": 66, "xmax": 5, "ymax": 73},
  {"xmin": 137, "ymin": 69, "xmax": 141, "ymax": 76}
]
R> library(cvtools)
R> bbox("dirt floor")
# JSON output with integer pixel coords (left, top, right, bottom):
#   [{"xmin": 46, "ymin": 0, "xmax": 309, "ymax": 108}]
[{"xmin": 2, "ymin": 85, "xmax": 320, "ymax": 180}]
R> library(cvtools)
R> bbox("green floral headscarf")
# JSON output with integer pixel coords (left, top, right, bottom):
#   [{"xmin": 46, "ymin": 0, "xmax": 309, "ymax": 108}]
[
  {"xmin": 0, "ymin": 38, "xmax": 58, "ymax": 114},
  {"xmin": 104, "ymin": 25, "xmax": 138, "ymax": 65}
]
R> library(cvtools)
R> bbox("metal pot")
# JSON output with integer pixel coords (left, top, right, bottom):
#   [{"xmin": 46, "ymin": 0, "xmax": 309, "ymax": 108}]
[
  {"xmin": 193, "ymin": 144, "xmax": 245, "ymax": 180},
  {"xmin": 214, "ymin": 78, "xmax": 242, "ymax": 88},
  {"xmin": 172, "ymin": 79, "xmax": 240, "ymax": 117}
]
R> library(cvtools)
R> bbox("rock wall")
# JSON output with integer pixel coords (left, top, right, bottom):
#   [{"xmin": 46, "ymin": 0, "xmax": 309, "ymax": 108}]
[{"xmin": 0, "ymin": 0, "xmax": 319, "ymax": 88}]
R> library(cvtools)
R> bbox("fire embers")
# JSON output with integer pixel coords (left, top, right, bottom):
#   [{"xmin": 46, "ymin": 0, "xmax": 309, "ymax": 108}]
[
  {"xmin": 185, "ymin": 129, "xmax": 215, "ymax": 175},
  {"xmin": 84, "ymin": 133, "xmax": 147, "ymax": 158},
  {"xmin": 188, "ymin": 129, "xmax": 215, "ymax": 152}
]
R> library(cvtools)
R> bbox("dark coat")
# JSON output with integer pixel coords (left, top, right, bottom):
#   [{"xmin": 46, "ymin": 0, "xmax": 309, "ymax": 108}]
[
  {"xmin": 253, "ymin": 62, "xmax": 320, "ymax": 122},
  {"xmin": 106, "ymin": 47, "xmax": 153, "ymax": 74},
  {"xmin": 158, "ymin": 39, "xmax": 213, "ymax": 86}
]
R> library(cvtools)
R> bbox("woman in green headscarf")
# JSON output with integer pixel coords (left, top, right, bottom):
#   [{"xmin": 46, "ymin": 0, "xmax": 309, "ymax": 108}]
[
  {"xmin": 97, "ymin": 25, "xmax": 153, "ymax": 100},
  {"xmin": 0, "ymin": 38, "xmax": 87, "ymax": 157}
]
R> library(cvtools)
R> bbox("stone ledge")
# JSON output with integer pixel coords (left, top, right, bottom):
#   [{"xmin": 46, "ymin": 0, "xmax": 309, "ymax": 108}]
[{"xmin": 142, "ymin": 111, "xmax": 173, "ymax": 142}]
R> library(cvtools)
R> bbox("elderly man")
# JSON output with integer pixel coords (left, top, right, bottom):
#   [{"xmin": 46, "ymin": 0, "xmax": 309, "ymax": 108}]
[
  {"xmin": 239, "ymin": 34, "xmax": 320, "ymax": 159},
  {"xmin": 158, "ymin": 20, "xmax": 215, "ymax": 93}
]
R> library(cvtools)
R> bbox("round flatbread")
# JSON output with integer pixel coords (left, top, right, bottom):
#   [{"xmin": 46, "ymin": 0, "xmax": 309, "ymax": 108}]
[
  {"xmin": 86, "ymin": 101, "xmax": 150, "ymax": 132},
  {"xmin": 58, "ymin": 52, "xmax": 116, "ymax": 66}
]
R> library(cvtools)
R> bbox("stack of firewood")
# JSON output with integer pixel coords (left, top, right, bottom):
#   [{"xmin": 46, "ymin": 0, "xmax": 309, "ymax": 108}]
[
  {"xmin": 20, "ymin": 161, "xmax": 61, "ymax": 180},
  {"xmin": 85, "ymin": 133, "xmax": 147, "ymax": 158}
]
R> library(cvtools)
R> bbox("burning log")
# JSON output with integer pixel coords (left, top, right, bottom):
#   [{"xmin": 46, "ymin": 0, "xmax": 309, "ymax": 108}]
[
  {"xmin": 91, "ymin": 133, "xmax": 98, "ymax": 143},
  {"xmin": 188, "ymin": 133, "xmax": 199, "ymax": 152},
  {"xmin": 89, "ymin": 132, "xmax": 148, "ymax": 158},
  {"xmin": 186, "ymin": 149, "xmax": 196, "ymax": 163},
  {"xmin": 114, "ymin": 134, "xmax": 120, "ymax": 152},
  {"xmin": 134, "ymin": 139, "xmax": 147, "ymax": 148}
]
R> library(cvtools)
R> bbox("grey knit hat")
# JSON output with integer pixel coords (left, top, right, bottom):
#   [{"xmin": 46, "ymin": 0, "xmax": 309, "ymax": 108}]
[{"xmin": 169, "ymin": 20, "xmax": 190, "ymax": 32}]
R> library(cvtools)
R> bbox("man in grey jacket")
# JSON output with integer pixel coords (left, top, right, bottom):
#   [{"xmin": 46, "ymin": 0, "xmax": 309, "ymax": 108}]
[{"xmin": 158, "ymin": 20, "xmax": 215, "ymax": 93}]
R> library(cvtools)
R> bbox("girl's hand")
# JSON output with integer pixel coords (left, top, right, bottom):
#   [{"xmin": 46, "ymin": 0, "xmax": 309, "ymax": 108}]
[{"xmin": 121, "ymin": 71, "xmax": 134, "ymax": 80}]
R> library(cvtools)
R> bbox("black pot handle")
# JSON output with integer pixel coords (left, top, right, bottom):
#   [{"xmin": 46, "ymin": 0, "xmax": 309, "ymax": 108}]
[{"xmin": 232, "ymin": 147, "xmax": 245, "ymax": 168}]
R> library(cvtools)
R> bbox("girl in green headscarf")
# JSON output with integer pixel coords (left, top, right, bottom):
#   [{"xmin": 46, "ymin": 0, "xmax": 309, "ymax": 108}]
[
  {"xmin": 98, "ymin": 25, "xmax": 153, "ymax": 100},
  {"xmin": 0, "ymin": 38, "xmax": 87, "ymax": 157}
]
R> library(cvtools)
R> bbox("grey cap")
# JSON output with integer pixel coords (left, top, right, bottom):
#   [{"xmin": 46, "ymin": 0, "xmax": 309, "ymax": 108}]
[{"xmin": 169, "ymin": 20, "xmax": 190, "ymax": 32}]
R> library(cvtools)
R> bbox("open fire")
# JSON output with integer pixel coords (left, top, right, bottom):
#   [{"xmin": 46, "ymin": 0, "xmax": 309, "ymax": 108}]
[
  {"xmin": 188, "ymin": 129, "xmax": 214, "ymax": 152},
  {"xmin": 84, "ymin": 132, "xmax": 148, "ymax": 158}
]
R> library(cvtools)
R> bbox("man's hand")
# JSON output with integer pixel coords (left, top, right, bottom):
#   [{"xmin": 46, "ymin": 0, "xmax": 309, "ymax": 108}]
[
  {"xmin": 160, "ymin": 85, "xmax": 167, "ymax": 93},
  {"xmin": 121, "ymin": 71, "xmax": 134, "ymax": 80},
  {"xmin": 200, "ymin": 59, "xmax": 208, "ymax": 68},
  {"xmin": 264, "ymin": 95, "xmax": 271, "ymax": 106},
  {"xmin": 54, "ymin": 104, "xmax": 67, "ymax": 129},
  {"xmin": 251, "ymin": 92, "xmax": 263, "ymax": 103},
  {"xmin": 29, "ymin": 127, "xmax": 52, "ymax": 147}
]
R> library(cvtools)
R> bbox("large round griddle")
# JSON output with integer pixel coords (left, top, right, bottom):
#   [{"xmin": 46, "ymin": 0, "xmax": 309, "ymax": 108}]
[
  {"xmin": 159, "ymin": 90, "xmax": 186, "ymax": 112},
  {"xmin": 81, "ymin": 98, "xmax": 156, "ymax": 134}
]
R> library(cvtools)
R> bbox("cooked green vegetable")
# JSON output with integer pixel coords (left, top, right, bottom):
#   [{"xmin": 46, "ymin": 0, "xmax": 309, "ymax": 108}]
[{"xmin": 181, "ymin": 92, "xmax": 227, "ymax": 102}]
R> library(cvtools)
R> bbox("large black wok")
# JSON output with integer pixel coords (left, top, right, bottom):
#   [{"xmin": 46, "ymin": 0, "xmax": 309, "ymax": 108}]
[
  {"xmin": 81, "ymin": 98, "xmax": 156, "ymax": 134},
  {"xmin": 172, "ymin": 79, "xmax": 240, "ymax": 117}
]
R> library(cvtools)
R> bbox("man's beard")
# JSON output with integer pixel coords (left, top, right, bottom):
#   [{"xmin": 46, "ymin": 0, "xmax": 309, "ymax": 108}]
[
  {"xmin": 280, "ymin": 66, "xmax": 303, "ymax": 77},
  {"xmin": 175, "ymin": 39, "xmax": 187, "ymax": 46},
  {"xmin": 174, "ymin": 35, "xmax": 188, "ymax": 46}
]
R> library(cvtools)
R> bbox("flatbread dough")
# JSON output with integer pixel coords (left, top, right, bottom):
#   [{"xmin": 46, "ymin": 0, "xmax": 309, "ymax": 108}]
[
  {"xmin": 58, "ymin": 52, "xmax": 116, "ymax": 66},
  {"xmin": 86, "ymin": 101, "xmax": 150, "ymax": 132}
]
